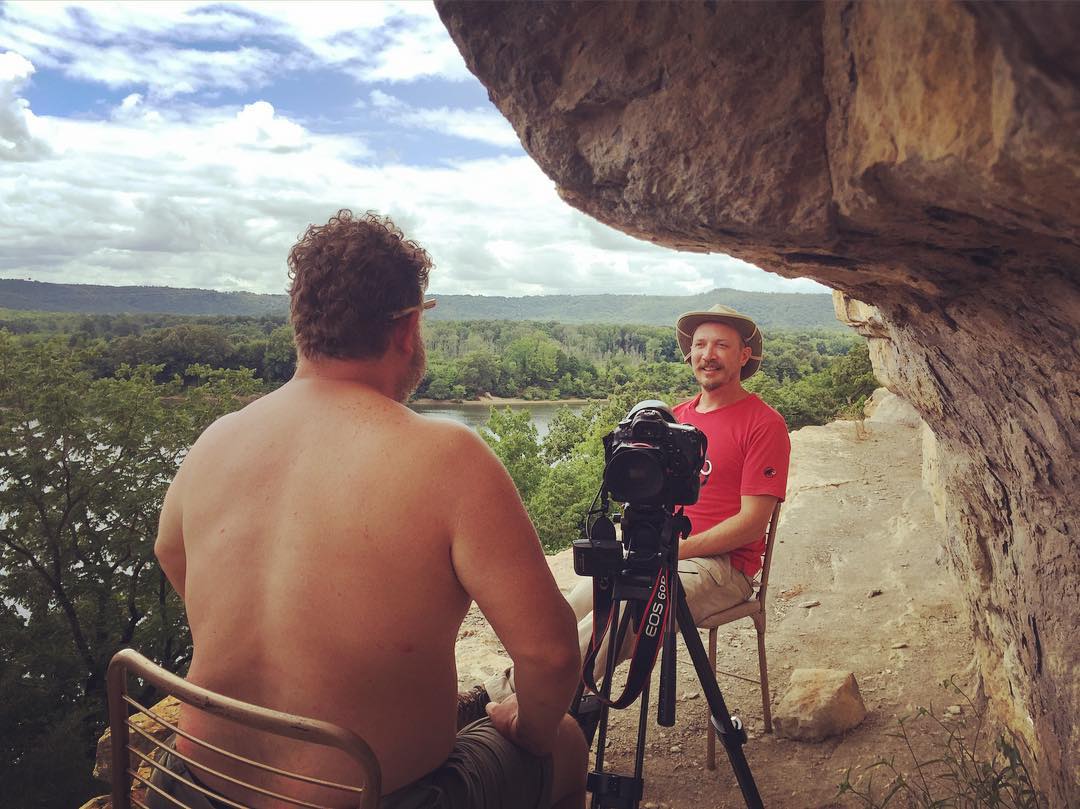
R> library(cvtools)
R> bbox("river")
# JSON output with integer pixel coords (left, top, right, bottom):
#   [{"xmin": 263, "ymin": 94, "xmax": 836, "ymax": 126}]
[{"xmin": 409, "ymin": 400, "xmax": 594, "ymax": 438}]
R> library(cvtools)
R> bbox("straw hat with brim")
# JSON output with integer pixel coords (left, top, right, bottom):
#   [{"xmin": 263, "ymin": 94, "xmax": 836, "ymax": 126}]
[{"xmin": 676, "ymin": 304, "xmax": 763, "ymax": 380}]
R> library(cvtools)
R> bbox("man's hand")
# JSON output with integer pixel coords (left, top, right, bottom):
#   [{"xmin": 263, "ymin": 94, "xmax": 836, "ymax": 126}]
[
  {"xmin": 486, "ymin": 695, "xmax": 558, "ymax": 756},
  {"xmin": 678, "ymin": 494, "xmax": 777, "ymax": 559}
]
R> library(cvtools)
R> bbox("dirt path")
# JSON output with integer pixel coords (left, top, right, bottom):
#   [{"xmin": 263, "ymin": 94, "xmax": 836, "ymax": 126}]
[{"xmin": 455, "ymin": 399, "xmax": 975, "ymax": 808}]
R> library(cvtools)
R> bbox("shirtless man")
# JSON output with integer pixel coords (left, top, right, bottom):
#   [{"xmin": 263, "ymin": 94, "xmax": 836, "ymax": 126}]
[{"xmin": 152, "ymin": 210, "xmax": 586, "ymax": 809}]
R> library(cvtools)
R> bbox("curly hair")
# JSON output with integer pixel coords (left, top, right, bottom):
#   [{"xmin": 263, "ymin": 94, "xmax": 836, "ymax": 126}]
[{"xmin": 287, "ymin": 210, "xmax": 432, "ymax": 360}]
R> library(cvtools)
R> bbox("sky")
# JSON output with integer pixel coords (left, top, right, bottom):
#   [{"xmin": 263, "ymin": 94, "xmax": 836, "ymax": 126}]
[{"xmin": 0, "ymin": 1, "xmax": 828, "ymax": 298}]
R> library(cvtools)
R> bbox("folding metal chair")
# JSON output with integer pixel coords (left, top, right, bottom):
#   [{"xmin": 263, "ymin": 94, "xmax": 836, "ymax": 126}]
[
  {"xmin": 106, "ymin": 648, "xmax": 381, "ymax": 809},
  {"xmin": 697, "ymin": 502, "xmax": 782, "ymax": 770}
]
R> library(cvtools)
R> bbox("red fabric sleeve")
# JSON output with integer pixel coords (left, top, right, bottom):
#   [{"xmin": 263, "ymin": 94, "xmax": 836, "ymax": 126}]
[{"xmin": 739, "ymin": 415, "xmax": 790, "ymax": 501}]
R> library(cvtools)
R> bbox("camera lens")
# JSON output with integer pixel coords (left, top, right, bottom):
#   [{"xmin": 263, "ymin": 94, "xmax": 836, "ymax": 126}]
[{"xmin": 605, "ymin": 448, "xmax": 665, "ymax": 501}]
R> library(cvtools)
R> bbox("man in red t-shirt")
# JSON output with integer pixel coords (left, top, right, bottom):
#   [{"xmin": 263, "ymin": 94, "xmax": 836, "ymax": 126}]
[
  {"xmin": 464, "ymin": 304, "xmax": 790, "ymax": 720},
  {"xmin": 669, "ymin": 304, "xmax": 790, "ymax": 623}
]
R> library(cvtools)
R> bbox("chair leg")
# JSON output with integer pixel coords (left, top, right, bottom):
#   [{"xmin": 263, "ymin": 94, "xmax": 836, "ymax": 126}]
[
  {"xmin": 706, "ymin": 627, "xmax": 717, "ymax": 770},
  {"xmin": 755, "ymin": 623, "xmax": 772, "ymax": 734}
]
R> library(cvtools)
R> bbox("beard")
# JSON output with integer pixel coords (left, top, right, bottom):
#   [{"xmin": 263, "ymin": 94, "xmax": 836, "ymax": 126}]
[
  {"xmin": 396, "ymin": 331, "xmax": 427, "ymax": 403},
  {"xmin": 694, "ymin": 362, "xmax": 739, "ymax": 391}
]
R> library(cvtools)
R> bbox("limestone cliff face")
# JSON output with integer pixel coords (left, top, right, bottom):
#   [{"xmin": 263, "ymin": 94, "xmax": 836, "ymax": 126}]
[{"xmin": 437, "ymin": 1, "xmax": 1079, "ymax": 801}]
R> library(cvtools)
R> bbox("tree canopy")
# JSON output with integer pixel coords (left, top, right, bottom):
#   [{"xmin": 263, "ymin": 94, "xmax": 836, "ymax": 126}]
[{"xmin": 0, "ymin": 333, "xmax": 259, "ymax": 806}]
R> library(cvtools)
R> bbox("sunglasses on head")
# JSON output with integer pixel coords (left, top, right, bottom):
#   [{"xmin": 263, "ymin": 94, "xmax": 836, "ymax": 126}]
[{"xmin": 387, "ymin": 297, "xmax": 436, "ymax": 320}]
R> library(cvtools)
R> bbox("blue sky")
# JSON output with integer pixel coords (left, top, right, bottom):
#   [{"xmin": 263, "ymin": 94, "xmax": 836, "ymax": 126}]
[{"xmin": 0, "ymin": 1, "xmax": 827, "ymax": 297}]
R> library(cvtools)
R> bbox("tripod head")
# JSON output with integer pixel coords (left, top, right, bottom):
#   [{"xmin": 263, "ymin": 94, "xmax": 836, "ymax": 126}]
[{"xmin": 573, "ymin": 499, "xmax": 690, "ymax": 580}]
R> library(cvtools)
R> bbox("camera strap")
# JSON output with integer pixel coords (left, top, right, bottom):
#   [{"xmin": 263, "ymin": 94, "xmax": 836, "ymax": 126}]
[{"xmin": 581, "ymin": 564, "xmax": 671, "ymax": 708}]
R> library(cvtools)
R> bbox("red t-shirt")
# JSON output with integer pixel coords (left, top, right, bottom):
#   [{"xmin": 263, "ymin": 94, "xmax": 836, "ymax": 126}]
[{"xmin": 673, "ymin": 393, "xmax": 790, "ymax": 577}]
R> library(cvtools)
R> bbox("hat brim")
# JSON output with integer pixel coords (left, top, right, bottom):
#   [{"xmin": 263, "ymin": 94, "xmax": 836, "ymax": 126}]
[{"xmin": 676, "ymin": 311, "xmax": 762, "ymax": 380}]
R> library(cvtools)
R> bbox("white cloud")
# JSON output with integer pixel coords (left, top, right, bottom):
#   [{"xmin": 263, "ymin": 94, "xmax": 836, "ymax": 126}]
[
  {"xmin": 0, "ymin": 50, "xmax": 49, "ymax": 160},
  {"xmin": 368, "ymin": 89, "xmax": 519, "ymax": 148},
  {"xmin": 401, "ymin": 107, "xmax": 518, "ymax": 148},
  {"xmin": 75, "ymin": 45, "xmax": 282, "ymax": 98},
  {"xmin": 369, "ymin": 89, "xmax": 402, "ymax": 110},
  {"xmin": 0, "ymin": 88, "xmax": 826, "ymax": 295},
  {"xmin": 0, "ymin": 1, "xmax": 470, "ymax": 97},
  {"xmin": 220, "ymin": 101, "xmax": 308, "ymax": 153},
  {"xmin": 0, "ymin": 2, "xmax": 278, "ymax": 97},
  {"xmin": 355, "ymin": 5, "xmax": 472, "ymax": 83}
]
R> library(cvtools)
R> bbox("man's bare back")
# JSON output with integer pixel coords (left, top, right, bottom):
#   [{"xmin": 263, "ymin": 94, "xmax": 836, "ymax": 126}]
[
  {"xmin": 153, "ymin": 211, "xmax": 584, "ymax": 809},
  {"xmin": 156, "ymin": 377, "xmax": 574, "ymax": 803}
]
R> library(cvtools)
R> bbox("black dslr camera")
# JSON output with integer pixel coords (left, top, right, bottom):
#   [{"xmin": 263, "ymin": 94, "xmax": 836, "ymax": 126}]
[
  {"xmin": 601, "ymin": 400, "xmax": 707, "ymax": 507},
  {"xmin": 573, "ymin": 400, "xmax": 707, "ymax": 579}
]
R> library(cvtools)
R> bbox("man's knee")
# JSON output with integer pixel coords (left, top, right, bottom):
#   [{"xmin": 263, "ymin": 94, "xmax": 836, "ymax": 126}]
[
  {"xmin": 558, "ymin": 712, "xmax": 587, "ymax": 753},
  {"xmin": 567, "ymin": 578, "xmax": 595, "ymax": 621}
]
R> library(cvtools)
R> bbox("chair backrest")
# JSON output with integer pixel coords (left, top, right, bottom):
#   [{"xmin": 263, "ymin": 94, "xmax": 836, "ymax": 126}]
[
  {"xmin": 106, "ymin": 648, "xmax": 381, "ymax": 809},
  {"xmin": 754, "ymin": 502, "xmax": 783, "ymax": 607}
]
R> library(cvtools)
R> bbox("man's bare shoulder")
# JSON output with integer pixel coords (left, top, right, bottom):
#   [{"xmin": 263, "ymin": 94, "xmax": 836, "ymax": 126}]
[
  {"xmin": 404, "ymin": 409, "xmax": 495, "ymax": 466},
  {"xmin": 182, "ymin": 408, "xmax": 241, "ymax": 458},
  {"xmin": 179, "ymin": 393, "xmax": 283, "ymax": 474}
]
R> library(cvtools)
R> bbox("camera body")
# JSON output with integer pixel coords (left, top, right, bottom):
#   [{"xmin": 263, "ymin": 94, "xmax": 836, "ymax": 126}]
[
  {"xmin": 602, "ymin": 400, "xmax": 707, "ymax": 507},
  {"xmin": 573, "ymin": 400, "xmax": 706, "ymax": 579}
]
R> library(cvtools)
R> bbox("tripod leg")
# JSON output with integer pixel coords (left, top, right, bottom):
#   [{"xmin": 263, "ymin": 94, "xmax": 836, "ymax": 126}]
[
  {"xmin": 707, "ymin": 626, "xmax": 717, "ymax": 770},
  {"xmin": 585, "ymin": 605, "xmax": 647, "ymax": 809},
  {"xmin": 675, "ymin": 587, "xmax": 763, "ymax": 809},
  {"xmin": 592, "ymin": 603, "xmax": 627, "ymax": 776}
]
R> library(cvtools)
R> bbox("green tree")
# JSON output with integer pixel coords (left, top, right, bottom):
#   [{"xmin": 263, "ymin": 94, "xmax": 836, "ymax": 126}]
[
  {"xmin": 479, "ymin": 407, "xmax": 547, "ymax": 504},
  {"xmin": 828, "ymin": 341, "xmax": 877, "ymax": 410},
  {"xmin": 0, "ymin": 333, "xmax": 259, "ymax": 807},
  {"xmin": 112, "ymin": 323, "xmax": 238, "ymax": 383},
  {"xmin": 504, "ymin": 332, "xmax": 561, "ymax": 390},
  {"xmin": 541, "ymin": 406, "xmax": 592, "ymax": 466},
  {"xmin": 420, "ymin": 360, "xmax": 462, "ymax": 400},
  {"xmin": 263, "ymin": 324, "xmax": 298, "ymax": 385},
  {"xmin": 458, "ymin": 349, "xmax": 501, "ymax": 397},
  {"xmin": 528, "ymin": 453, "xmax": 603, "ymax": 551}
]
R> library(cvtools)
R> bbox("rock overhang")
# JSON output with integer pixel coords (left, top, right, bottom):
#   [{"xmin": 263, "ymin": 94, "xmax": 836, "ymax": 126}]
[{"xmin": 435, "ymin": 2, "xmax": 1080, "ymax": 803}]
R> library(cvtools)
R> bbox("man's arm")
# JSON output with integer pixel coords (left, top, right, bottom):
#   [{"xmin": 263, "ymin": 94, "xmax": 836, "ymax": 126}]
[
  {"xmin": 154, "ymin": 467, "xmax": 187, "ymax": 600},
  {"xmin": 677, "ymin": 494, "xmax": 777, "ymax": 560},
  {"xmin": 445, "ymin": 426, "xmax": 580, "ymax": 753}
]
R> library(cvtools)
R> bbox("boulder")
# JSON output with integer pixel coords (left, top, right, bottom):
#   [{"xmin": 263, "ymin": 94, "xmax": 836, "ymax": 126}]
[
  {"xmin": 94, "ymin": 695, "xmax": 182, "ymax": 806},
  {"xmin": 864, "ymin": 388, "xmax": 923, "ymax": 428},
  {"xmin": 773, "ymin": 668, "xmax": 867, "ymax": 742}
]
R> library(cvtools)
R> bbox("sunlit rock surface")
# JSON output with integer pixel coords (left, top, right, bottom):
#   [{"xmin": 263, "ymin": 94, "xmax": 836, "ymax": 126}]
[
  {"xmin": 437, "ymin": 1, "xmax": 1080, "ymax": 801},
  {"xmin": 773, "ymin": 668, "xmax": 867, "ymax": 742}
]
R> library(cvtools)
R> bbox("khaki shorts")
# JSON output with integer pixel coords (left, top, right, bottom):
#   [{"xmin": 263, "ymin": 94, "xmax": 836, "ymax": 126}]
[
  {"xmin": 487, "ymin": 554, "xmax": 754, "ymax": 703},
  {"xmin": 146, "ymin": 721, "xmax": 552, "ymax": 809}
]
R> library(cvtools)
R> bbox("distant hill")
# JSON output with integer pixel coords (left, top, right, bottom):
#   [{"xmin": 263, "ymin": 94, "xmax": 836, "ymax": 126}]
[
  {"xmin": 0, "ymin": 280, "xmax": 286, "ymax": 317},
  {"xmin": 438, "ymin": 290, "xmax": 841, "ymax": 330},
  {"xmin": 0, "ymin": 279, "xmax": 842, "ymax": 330}
]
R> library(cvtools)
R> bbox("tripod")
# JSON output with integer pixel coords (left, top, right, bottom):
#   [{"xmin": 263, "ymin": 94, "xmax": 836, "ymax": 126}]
[{"xmin": 570, "ymin": 511, "xmax": 763, "ymax": 809}]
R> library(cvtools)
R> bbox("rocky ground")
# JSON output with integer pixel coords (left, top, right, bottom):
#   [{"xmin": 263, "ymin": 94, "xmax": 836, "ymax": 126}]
[{"xmin": 454, "ymin": 394, "xmax": 979, "ymax": 808}]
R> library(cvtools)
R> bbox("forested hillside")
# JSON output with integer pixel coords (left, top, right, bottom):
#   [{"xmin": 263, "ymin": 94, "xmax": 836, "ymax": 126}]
[
  {"xmin": 0, "ymin": 279, "xmax": 841, "ymax": 329},
  {"xmin": 0, "ymin": 279, "xmax": 285, "ymax": 316},
  {"xmin": 0, "ymin": 307, "xmax": 873, "ymax": 428}
]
